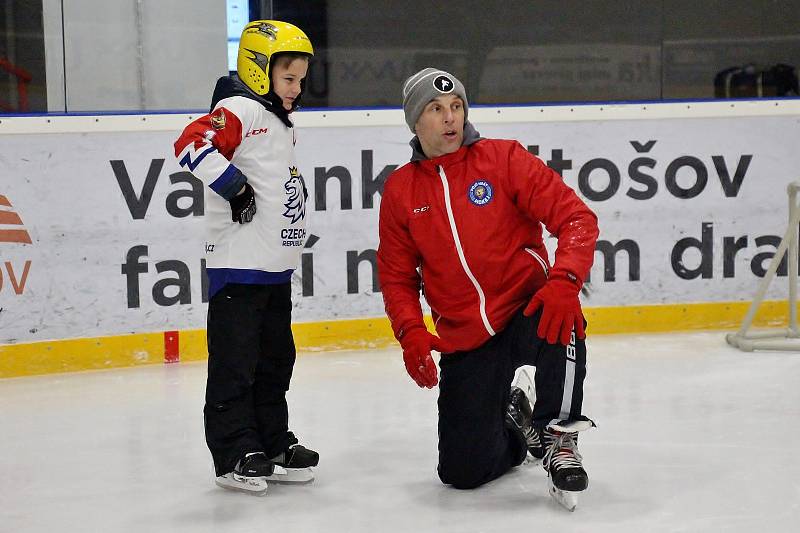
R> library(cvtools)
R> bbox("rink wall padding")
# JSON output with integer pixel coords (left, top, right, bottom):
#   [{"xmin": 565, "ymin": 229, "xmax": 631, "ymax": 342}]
[
  {"xmin": 0, "ymin": 301, "xmax": 790, "ymax": 378},
  {"xmin": 0, "ymin": 316, "xmax": 397, "ymax": 378},
  {"xmin": 2, "ymin": 100, "xmax": 800, "ymax": 377}
]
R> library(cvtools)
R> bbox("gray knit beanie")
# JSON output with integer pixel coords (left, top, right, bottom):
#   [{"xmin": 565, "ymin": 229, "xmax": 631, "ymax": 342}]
[{"xmin": 402, "ymin": 67, "xmax": 469, "ymax": 133}]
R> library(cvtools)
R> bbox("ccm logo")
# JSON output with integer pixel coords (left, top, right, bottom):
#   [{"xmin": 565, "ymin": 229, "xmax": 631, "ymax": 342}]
[
  {"xmin": 412, "ymin": 205, "xmax": 429, "ymax": 214},
  {"xmin": 246, "ymin": 128, "xmax": 269, "ymax": 137}
]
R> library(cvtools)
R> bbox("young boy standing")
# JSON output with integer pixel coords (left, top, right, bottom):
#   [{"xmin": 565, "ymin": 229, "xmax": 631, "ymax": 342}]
[{"xmin": 174, "ymin": 20, "xmax": 318, "ymax": 495}]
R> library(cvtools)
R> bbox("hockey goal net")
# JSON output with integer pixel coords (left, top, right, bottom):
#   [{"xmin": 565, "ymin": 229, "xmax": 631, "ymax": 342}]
[{"xmin": 726, "ymin": 181, "xmax": 800, "ymax": 351}]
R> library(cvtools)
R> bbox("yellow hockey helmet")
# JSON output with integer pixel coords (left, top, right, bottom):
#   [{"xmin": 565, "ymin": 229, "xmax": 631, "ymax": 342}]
[{"xmin": 236, "ymin": 20, "xmax": 314, "ymax": 96}]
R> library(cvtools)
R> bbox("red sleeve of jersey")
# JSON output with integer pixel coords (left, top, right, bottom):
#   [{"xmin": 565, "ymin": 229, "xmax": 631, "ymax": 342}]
[
  {"xmin": 509, "ymin": 142, "xmax": 599, "ymax": 284},
  {"xmin": 173, "ymin": 106, "xmax": 243, "ymax": 161},
  {"xmin": 377, "ymin": 175, "xmax": 427, "ymax": 341}
]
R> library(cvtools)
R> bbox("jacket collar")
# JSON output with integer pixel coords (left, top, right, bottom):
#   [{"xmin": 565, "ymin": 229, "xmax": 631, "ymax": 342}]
[
  {"xmin": 210, "ymin": 74, "xmax": 294, "ymax": 128},
  {"xmin": 409, "ymin": 120, "xmax": 482, "ymax": 163}
]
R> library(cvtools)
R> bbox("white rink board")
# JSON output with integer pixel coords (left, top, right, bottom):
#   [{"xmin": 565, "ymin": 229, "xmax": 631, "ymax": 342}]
[{"xmin": 1, "ymin": 104, "xmax": 799, "ymax": 343}]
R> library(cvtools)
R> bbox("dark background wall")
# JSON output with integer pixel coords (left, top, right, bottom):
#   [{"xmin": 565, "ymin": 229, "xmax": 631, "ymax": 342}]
[{"xmin": 2, "ymin": 0, "xmax": 798, "ymax": 113}]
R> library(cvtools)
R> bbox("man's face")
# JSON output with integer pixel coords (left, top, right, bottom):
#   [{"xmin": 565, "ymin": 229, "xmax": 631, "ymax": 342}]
[{"xmin": 415, "ymin": 94, "xmax": 465, "ymax": 159}]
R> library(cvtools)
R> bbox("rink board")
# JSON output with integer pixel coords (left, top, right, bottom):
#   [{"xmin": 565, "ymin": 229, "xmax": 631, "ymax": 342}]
[
  {"xmin": 0, "ymin": 300, "xmax": 791, "ymax": 378},
  {"xmin": 2, "ymin": 100, "xmax": 800, "ymax": 376}
]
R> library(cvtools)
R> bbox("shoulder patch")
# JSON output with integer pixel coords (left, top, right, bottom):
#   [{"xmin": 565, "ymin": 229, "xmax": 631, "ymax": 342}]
[{"xmin": 211, "ymin": 109, "xmax": 226, "ymax": 130}]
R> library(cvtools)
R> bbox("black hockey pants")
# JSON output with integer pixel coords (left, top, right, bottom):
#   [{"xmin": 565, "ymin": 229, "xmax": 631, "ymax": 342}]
[
  {"xmin": 204, "ymin": 282, "xmax": 297, "ymax": 476},
  {"xmin": 437, "ymin": 307, "xmax": 588, "ymax": 489}
]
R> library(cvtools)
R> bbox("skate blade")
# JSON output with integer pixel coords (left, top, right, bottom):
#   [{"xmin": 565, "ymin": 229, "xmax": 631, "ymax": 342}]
[
  {"xmin": 549, "ymin": 484, "xmax": 579, "ymax": 512},
  {"xmin": 547, "ymin": 419, "xmax": 593, "ymax": 434},
  {"xmin": 265, "ymin": 465, "xmax": 315, "ymax": 484},
  {"xmin": 215, "ymin": 474, "xmax": 268, "ymax": 496}
]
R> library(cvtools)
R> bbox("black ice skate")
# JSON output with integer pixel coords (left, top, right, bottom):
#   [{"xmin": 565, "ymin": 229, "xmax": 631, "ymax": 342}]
[
  {"xmin": 506, "ymin": 366, "xmax": 542, "ymax": 462},
  {"xmin": 266, "ymin": 433, "xmax": 319, "ymax": 484},
  {"xmin": 506, "ymin": 386, "xmax": 538, "ymax": 462},
  {"xmin": 215, "ymin": 452, "xmax": 275, "ymax": 496},
  {"xmin": 541, "ymin": 420, "xmax": 593, "ymax": 511}
]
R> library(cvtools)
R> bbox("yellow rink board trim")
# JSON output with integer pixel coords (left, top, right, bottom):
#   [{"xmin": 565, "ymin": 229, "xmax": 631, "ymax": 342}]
[{"xmin": 0, "ymin": 300, "xmax": 793, "ymax": 378}]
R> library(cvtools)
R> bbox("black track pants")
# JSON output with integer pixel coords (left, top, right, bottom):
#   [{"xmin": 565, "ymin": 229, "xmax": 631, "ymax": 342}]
[
  {"xmin": 204, "ymin": 282, "xmax": 296, "ymax": 476},
  {"xmin": 437, "ymin": 307, "xmax": 588, "ymax": 489}
]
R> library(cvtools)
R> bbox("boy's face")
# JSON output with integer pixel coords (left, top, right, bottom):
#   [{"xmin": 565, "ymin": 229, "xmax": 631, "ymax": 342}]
[
  {"xmin": 415, "ymin": 94, "xmax": 465, "ymax": 159},
  {"xmin": 271, "ymin": 58, "xmax": 309, "ymax": 111}
]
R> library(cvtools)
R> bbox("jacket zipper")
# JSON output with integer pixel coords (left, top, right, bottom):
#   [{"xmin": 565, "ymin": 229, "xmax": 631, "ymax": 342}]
[
  {"xmin": 524, "ymin": 248, "xmax": 549, "ymax": 278},
  {"xmin": 437, "ymin": 166, "xmax": 496, "ymax": 336}
]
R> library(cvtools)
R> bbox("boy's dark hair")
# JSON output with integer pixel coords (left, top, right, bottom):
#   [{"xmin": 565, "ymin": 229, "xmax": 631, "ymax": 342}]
[{"xmin": 270, "ymin": 52, "xmax": 311, "ymax": 73}]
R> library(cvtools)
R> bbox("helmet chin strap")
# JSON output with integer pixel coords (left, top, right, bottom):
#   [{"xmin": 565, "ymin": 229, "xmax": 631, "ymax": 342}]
[
  {"xmin": 264, "ymin": 89, "xmax": 299, "ymax": 113},
  {"xmin": 259, "ymin": 89, "xmax": 294, "ymax": 127}
]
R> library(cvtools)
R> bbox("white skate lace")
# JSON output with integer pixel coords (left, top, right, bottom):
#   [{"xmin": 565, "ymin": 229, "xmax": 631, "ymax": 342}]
[
  {"xmin": 543, "ymin": 432, "xmax": 583, "ymax": 471},
  {"xmin": 522, "ymin": 426, "xmax": 536, "ymax": 444}
]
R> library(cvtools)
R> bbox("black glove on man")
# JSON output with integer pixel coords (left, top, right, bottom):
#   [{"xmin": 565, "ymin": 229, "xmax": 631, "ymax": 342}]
[{"xmin": 230, "ymin": 182, "xmax": 256, "ymax": 224}]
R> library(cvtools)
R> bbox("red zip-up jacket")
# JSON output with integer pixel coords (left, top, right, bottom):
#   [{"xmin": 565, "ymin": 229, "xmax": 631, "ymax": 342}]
[{"xmin": 377, "ymin": 137, "xmax": 599, "ymax": 352}]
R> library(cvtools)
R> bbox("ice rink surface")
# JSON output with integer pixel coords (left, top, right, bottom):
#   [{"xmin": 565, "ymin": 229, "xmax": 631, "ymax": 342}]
[{"xmin": 2, "ymin": 330, "xmax": 800, "ymax": 533}]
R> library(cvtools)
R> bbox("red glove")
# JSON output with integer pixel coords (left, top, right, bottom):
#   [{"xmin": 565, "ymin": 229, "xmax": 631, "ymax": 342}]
[
  {"xmin": 399, "ymin": 327, "xmax": 455, "ymax": 388},
  {"xmin": 524, "ymin": 272, "xmax": 585, "ymax": 345}
]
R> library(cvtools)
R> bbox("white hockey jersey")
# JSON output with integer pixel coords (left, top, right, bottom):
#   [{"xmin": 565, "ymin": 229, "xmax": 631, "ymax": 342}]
[{"xmin": 174, "ymin": 77, "xmax": 308, "ymax": 297}]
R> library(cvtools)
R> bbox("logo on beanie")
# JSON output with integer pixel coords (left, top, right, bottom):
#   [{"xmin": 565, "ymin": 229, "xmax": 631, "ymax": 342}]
[
  {"xmin": 468, "ymin": 180, "xmax": 493, "ymax": 206},
  {"xmin": 433, "ymin": 75, "xmax": 454, "ymax": 93}
]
